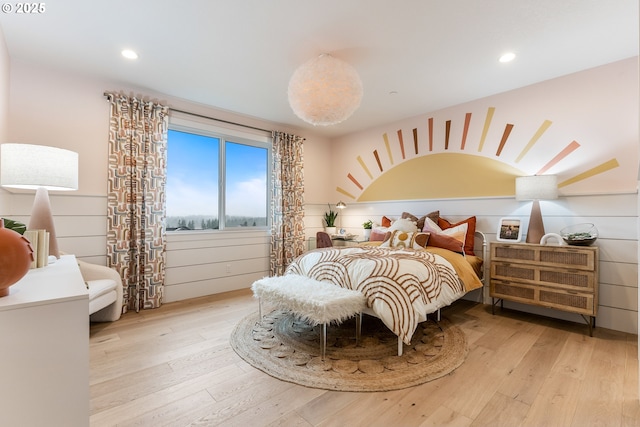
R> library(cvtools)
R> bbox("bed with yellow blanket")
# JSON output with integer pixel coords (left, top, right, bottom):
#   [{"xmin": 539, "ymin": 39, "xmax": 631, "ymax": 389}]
[{"xmin": 284, "ymin": 235, "xmax": 485, "ymax": 346}]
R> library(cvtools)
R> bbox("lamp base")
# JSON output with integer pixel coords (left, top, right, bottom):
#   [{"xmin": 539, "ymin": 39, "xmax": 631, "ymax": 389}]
[
  {"xmin": 27, "ymin": 187, "xmax": 60, "ymax": 258},
  {"xmin": 526, "ymin": 200, "xmax": 546, "ymax": 244}
]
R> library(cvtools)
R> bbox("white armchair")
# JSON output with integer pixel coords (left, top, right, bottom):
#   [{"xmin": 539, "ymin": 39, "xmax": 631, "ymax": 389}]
[{"xmin": 77, "ymin": 259, "xmax": 123, "ymax": 322}]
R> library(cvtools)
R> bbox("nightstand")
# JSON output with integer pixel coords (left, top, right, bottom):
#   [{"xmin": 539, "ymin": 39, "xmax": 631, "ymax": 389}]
[
  {"xmin": 490, "ymin": 241, "xmax": 599, "ymax": 336},
  {"xmin": 331, "ymin": 236, "xmax": 365, "ymax": 247}
]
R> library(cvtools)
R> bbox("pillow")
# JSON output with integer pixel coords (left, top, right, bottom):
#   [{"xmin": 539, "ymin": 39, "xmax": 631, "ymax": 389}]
[
  {"xmin": 381, "ymin": 216, "xmax": 393, "ymax": 227},
  {"xmin": 438, "ymin": 216, "xmax": 476, "ymax": 256},
  {"xmin": 388, "ymin": 217, "xmax": 418, "ymax": 232},
  {"xmin": 426, "ymin": 233, "xmax": 465, "ymax": 254},
  {"xmin": 369, "ymin": 227, "xmax": 388, "ymax": 241},
  {"xmin": 423, "ymin": 217, "xmax": 467, "ymax": 254},
  {"xmin": 401, "ymin": 210, "xmax": 439, "ymax": 231},
  {"xmin": 380, "ymin": 230, "xmax": 429, "ymax": 249}
]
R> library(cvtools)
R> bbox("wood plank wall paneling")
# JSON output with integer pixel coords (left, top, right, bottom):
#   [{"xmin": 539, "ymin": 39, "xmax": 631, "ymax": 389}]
[
  {"xmin": 0, "ymin": 192, "xmax": 636, "ymax": 334},
  {"xmin": 164, "ymin": 230, "xmax": 270, "ymax": 301},
  {"xmin": 163, "ymin": 272, "xmax": 266, "ymax": 302}
]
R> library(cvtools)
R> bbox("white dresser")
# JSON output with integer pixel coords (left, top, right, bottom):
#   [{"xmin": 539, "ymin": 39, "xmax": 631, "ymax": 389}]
[{"xmin": 0, "ymin": 255, "xmax": 89, "ymax": 426}]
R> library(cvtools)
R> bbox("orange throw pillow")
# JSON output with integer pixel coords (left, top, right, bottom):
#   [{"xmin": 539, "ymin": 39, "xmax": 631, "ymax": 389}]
[{"xmin": 438, "ymin": 216, "xmax": 476, "ymax": 256}]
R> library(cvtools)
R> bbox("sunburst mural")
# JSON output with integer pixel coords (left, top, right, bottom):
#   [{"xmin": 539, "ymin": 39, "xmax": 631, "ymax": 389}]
[{"xmin": 336, "ymin": 107, "xmax": 620, "ymax": 202}]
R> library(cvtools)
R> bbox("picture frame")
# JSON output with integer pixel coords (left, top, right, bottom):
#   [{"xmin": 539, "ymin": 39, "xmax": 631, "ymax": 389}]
[{"xmin": 496, "ymin": 217, "xmax": 523, "ymax": 242}]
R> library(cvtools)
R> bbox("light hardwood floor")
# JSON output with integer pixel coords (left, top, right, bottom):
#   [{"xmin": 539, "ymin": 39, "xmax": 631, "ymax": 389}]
[{"xmin": 89, "ymin": 289, "xmax": 639, "ymax": 426}]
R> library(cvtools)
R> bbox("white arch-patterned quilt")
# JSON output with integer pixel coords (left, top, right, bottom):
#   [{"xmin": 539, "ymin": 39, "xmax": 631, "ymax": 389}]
[{"xmin": 285, "ymin": 246, "xmax": 481, "ymax": 344}]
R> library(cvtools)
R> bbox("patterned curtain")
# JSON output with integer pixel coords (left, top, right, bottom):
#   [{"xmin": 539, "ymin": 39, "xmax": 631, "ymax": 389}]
[
  {"xmin": 105, "ymin": 93, "xmax": 169, "ymax": 313},
  {"xmin": 270, "ymin": 131, "xmax": 306, "ymax": 276}
]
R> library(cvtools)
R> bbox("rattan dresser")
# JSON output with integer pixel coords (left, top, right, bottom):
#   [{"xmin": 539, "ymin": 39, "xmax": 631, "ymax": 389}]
[{"xmin": 490, "ymin": 241, "xmax": 599, "ymax": 335}]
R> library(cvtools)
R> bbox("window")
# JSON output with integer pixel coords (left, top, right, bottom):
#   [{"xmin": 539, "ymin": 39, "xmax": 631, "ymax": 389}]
[{"xmin": 166, "ymin": 114, "xmax": 270, "ymax": 231}]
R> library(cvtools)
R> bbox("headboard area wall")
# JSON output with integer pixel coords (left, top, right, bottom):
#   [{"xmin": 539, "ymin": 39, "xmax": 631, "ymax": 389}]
[
  {"xmin": 329, "ymin": 57, "xmax": 638, "ymax": 202},
  {"xmin": 304, "ymin": 57, "xmax": 639, "ymax": 336}
]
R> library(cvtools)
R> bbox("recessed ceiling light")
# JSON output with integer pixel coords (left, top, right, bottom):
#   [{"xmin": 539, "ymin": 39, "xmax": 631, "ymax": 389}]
[
  {"xmin": 121, "ymin": 49, "xmax": 138, "ymax": 60},
  {"xmin": 499, "ymin": 52, "xmax": 516, "ymax": 63}
]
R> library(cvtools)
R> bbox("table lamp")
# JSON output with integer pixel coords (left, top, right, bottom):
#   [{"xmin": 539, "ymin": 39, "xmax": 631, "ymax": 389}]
[
  {"xmin": 515, "ymin": 175, "xmax": 558, "ymax": 244},
  {"xmin": 336, "ymin": 201, "xmax": 346, "ymax": 233},
  {"xmin": 1, "ymin": 144, "xmax": 79, "ymax": 258}
]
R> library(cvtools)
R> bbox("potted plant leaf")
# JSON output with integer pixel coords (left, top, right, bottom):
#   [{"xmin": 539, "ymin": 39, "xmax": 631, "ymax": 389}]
[
  {"xmin": 1, "ymin": 218, "xmax": 27, "ymax": 235},
  {"xmin": 323, "ymin": 204, "xmax": 338, "ymax": 235},
  {"xmin": 362, "ymin": 220, "xmax": 373, "ymax": 241}
]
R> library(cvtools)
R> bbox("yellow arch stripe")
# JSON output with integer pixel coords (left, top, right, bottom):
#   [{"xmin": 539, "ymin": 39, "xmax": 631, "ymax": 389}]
[
  {"xmin": 559, "ymin": 158, "xmax": 619, "ymax": 188},
  {"xmin": 383, "ymin": 133, "xmax": 394, "ymax": 164},
  {"xmin": 478, "ymin": 107, "xmax": 495, "ymax": 152},
  {"xmin": 515, "ymin": 120, "xmax": 552, "ymax": 163},
  {"xmin": 336, "ymin": 187, "xmax": 356, "ymax": 200},
  {"xmin": 357, "ymin": 155, "xmax": 373, "ymax": 180}
]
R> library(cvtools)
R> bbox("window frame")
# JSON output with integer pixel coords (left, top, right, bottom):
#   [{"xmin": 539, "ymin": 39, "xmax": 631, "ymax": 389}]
[{"xmin": 167, "ymin": 112, "xmax": 272, "ymax": 232}]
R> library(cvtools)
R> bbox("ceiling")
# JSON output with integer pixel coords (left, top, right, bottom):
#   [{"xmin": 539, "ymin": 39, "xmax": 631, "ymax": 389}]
[{"xmin": 0, "ymin": 0, "xmax": 637, "ymax": 138}]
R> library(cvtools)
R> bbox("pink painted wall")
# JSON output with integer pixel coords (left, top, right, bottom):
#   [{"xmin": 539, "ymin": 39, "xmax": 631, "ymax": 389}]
[{"xmin": 0, "ymin": 27, "xmax": 8, "ymax": 144}]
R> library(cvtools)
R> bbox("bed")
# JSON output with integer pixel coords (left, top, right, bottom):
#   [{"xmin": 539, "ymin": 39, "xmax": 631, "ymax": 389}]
[{"xmin": 285, "ymin": 213, "xmax": 486, "ymax": 352}]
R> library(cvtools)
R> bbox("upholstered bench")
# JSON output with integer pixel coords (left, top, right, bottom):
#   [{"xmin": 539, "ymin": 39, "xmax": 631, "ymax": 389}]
[{"xmin": 251, "ymin": 275, "xmax": 366, "ymax": 360}]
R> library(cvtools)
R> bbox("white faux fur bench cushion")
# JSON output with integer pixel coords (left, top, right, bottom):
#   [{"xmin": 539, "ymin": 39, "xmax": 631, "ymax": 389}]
[{"xmin": 251, "ymin": 275, "xmax": 366, "ymax": 326}]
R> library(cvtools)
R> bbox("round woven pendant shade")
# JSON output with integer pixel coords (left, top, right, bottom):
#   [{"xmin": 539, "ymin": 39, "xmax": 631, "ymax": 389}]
[{"xmin": 288, "ymin": 54, "xmax": 363, "ymax": 126}]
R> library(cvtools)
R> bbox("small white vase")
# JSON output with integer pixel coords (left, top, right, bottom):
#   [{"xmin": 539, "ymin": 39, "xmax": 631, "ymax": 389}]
[
  {"xmin": 325, "ymin": 227, "xmax": 337, "ymax": 235},
  {"xmin": 363, "ymin": 228, "xmax": 371, "ymax": 241}
]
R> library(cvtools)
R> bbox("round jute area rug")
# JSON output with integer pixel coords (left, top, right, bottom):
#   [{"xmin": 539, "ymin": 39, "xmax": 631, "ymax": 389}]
[{"xmin": 230, "ymin": 310, "xmax": 468, "ymax": 392}]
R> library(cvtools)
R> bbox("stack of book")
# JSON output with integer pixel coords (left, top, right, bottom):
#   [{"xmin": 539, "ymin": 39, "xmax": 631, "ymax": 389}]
[{"xmin": 23, "ymin": 230, "xmax": 50, "ymax": 268}]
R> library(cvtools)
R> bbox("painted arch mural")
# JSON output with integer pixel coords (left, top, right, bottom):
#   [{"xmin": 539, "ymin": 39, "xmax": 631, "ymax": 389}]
[
  {"xmin": 333, "ymin": 59, "xmax": 637, "ymax": 202},
  {"xmin": 336, "ymin": 107, "xmax": 621, "ymax": 202}
]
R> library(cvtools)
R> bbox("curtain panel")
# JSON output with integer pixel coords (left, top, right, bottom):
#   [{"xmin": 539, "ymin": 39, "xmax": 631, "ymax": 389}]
[
  {"xmin": 105, "ymin": 93, "xmax": 169, "ymax": 312},
  {"xmin": 270, "ymin": 131, "xmax": 306, "ymax": 276}
]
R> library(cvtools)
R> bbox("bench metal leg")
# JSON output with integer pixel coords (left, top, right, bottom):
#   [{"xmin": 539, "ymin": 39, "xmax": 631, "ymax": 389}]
[
  {"xmin": 258, "ymin": 297, "xmax": 263, "ymax": 320},
  {"xmin": 321, "ymin": 323, "xmax": 327, "ymax": 361},
  {"xmin": 398, "ymin": 337, "xmax": 403, "ymax": 356}
]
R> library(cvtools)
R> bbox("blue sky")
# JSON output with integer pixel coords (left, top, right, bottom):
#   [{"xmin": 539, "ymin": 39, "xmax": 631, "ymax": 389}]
[{"xmin": 166, "ymin": 129, "xmax": 267, "ymax": 218}]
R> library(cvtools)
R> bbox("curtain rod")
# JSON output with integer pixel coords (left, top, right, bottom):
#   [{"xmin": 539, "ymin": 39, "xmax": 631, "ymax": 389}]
[
  {"xmin": 170, "ymin": 108, "xmax": 273, "ymax": 134},
  {"xmin": 103, "ymin": 93, "xmax": 273, "ymax": 134}
]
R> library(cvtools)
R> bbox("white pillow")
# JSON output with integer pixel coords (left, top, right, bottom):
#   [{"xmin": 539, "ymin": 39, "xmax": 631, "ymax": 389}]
[
  {"xmin": 422, "ymin": 217, "xmax": 440, "ymax": 232},
  {"xmin": 423, "ymin": 217, "xmax": 468, "ymax": 248},
  {"xmin": 388, "ymin": 217, "xmax": 418, "ymax": 233}
]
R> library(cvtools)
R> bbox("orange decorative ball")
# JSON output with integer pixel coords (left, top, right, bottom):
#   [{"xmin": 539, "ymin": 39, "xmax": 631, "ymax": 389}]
[{"xmin": 0, "ymin": 220, "xmax": 34, "ymax": 297}]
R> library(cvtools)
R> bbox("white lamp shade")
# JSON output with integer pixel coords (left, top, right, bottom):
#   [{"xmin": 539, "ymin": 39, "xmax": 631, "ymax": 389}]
[
  {"xmin": 288, "ymin": 54, "xmax": 363, "ymax": 126},
  {"xmin": 515, "ymin": 175, "xmax": 558, "ymax": 201},
  {"xmin": 1, "ymin": 143, "xmax": 78, "ymax": 191}
]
